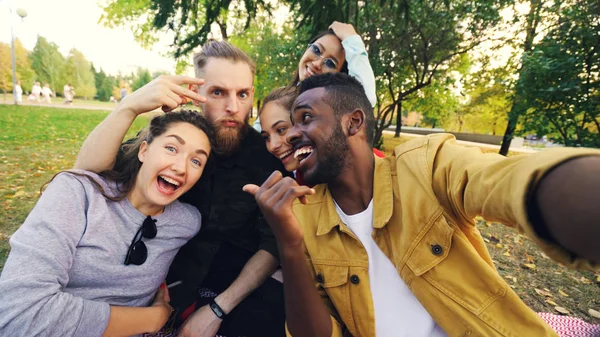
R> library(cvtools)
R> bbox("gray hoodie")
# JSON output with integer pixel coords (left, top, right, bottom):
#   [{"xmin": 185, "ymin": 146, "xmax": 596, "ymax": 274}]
[{"xmin": 0, "ymin": 171, "xmax": 201, "ymax": 336}]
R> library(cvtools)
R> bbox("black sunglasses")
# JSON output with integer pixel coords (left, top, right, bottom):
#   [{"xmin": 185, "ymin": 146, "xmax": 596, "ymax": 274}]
[{"xmin": 124, "ymin": 216, "xmax": 157, "ymax": 265}]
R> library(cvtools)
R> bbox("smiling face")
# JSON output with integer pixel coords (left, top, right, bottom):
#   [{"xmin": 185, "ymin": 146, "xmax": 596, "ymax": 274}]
[
  {"xmin": 260, "ymin": 101, "xmax": 298, "ymax": 172},
  {"xmin": 298, "ymin": 34, "xmax": 346, "ymax": 81},
  {"xmin": 287, "ymin": 87, "xmax": 350, "ymax": 186},
  {"xmin": 194, "ymin": 58, "xmax": 254, "ymax": 155},
  {"xmin": 132, "ymin": 122, "xmax": 211, "ymax": 213}
]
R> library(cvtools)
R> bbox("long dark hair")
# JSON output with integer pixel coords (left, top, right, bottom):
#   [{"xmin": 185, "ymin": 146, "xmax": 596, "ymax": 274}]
[
  {"xmin": 290, "ymin": 30, "xmax": 350, "ymax": 86},
  {"xmin": 45, "ymin": 110, "xmax": 215, "ymax": 201}
]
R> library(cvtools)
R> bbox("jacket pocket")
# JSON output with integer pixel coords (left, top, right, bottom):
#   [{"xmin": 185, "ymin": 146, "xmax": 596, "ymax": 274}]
[
  {"xmin": 311, "ymin": 262, "xmax": 358, "ymax": 335},
  {"xmin": 405, "ymin": 214, "xmax": 506, "ymax": 315},
  {"xmin": 313, "ymin": 262, "xmax": 349, "ymax": 288},
  {"xmin": 405, "ymin": 212, "xmax": 454, "ymax": 275}
]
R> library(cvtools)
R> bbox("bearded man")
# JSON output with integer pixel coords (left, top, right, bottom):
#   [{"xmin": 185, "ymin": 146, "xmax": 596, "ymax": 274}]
[{"xmin": 74, "ymin": 41, "xmax": 287, "ymax": 336}]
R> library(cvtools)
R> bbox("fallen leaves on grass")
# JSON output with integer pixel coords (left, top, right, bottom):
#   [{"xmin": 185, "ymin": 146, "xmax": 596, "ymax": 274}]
[
  {"xmin": 522, "ymin": 263, "xmax": 537, "ymax": 270},
  {"xmin": 555, "ymin": 306, "xmax": 570, "ymax": 315},
  {"xmin": 13, "ymin": 190, "xmax": 25, "ymax": 198},
  {"xmin": 488, "ymin": 233, "xmax": 500, "ymax": 243},
  {"xmin": 572, "ymin": 276, "xmax": 592, "ymax": 285},
  {"xmin": 589, "ymin": 309, "xmax": 600, "ymax": 319},
  {"xmin": 524, "ymin": 253, "xmax": 535, "ymax": 263},
  {"xmin": 535, "ymin": 288, "xmax": 553, "ymax": 297},
  {"xmin": 558, "ymin": 289, "xmax": 569, "ymax": 297}
]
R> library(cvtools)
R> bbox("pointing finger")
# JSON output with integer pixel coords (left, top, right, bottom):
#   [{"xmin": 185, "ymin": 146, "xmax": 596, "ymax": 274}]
[{"xmin": 242, "ymin": 184, "xmax": 260, "ymax": 196}]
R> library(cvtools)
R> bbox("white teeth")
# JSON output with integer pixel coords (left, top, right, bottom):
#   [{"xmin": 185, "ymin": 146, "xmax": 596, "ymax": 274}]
[
  {"xmin": 160, "ymin": 175, "xmax": 180, "ymax": 186},
  {"xmin": 293, "ymin": 147, "xmax": 314, "ymax": 159},
  {"xmin": 279, "ymin": 150, "xmax": 292, "ymax": 159}
]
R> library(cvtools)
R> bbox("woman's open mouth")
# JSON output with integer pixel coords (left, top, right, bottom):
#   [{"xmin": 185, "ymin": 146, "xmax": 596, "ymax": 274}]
[
  {"xmin": 278, "ymin": 149, "xmax": 295, "ymax": 164},
  {"xmin": 156, "ymin": 175, "xmax": 182, "ymax": 195},
  {"xmin": 305, "ymin": 65, "xmax": 319, "ymax": 78}
]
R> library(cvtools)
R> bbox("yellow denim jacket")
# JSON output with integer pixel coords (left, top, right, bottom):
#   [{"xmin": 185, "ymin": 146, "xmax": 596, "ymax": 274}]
[{"xmin": 291, "ymin": 134, "xmax": 599, "ymax": 337}]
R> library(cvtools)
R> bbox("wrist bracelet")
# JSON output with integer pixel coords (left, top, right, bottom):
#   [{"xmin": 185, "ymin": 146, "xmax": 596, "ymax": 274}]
[{"xmin": 209, "ymin": 299, "xmax": 226, "ymax": 319}]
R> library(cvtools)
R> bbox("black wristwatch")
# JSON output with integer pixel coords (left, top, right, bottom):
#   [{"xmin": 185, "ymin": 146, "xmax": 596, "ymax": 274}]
[{"xmin": 209, "ymin": 299, "xmax": 226, "ymax": 319}]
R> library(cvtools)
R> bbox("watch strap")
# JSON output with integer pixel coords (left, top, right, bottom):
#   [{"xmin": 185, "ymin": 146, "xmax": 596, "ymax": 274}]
[{"xmin": 209, "ymin": 299, "xmax": 226, "ymax": 319}]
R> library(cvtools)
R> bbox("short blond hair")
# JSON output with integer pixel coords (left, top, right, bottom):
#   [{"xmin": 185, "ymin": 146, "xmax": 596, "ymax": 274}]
[{"xmin": 193, "ymin": 40, "xmax": 256, "ymax": 78}]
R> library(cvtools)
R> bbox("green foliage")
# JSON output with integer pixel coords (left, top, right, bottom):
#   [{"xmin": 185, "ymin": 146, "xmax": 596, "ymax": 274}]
[
  {"xmin": 499, "ymin": 0, "xmax": 550, "ymax": 155},
  {"xmin": 100, "ymin": 0, "xmax": 274, "ymax": 58},
  {"xmin": 361, "ymin": 0, "xmax": 507, "ymax": 143},
  {"xmin": 64, "ymin": 49, "xmax": 97, "ymax": 99},
  {"xmin": 0, "ymin": 43, "xmax": 9, "ymax": 92},
  {"xmin": 517, "ymin": 0, "xmax": 600, "ymax": 148},
  {"xmin": 0, "ymin": 39, "xmax": 35, "ymax": 93},
  {"xmin": 131, "ymin": 68, "xmax": 152, "ymax": 91},
  {"xmin": 30, "ymin": 36, "xmax": 66, "ymax": 94},
  {"xmin": 230, "ymin": 18, "xmax": 304, "ymax": 108},
  {"xmin": 450, "ymin": 66, "xmax": 511, "ymax": 135},
  {"xmin": 408, "ymin": 81, "xmax": 458, "ymax": 129},
  {"xmin": 99, "ymin": 0, "xmax": 157, "ymax": 49},
  {"xmin": 92, "ymin": 64, "xmax": 117, "ymax": 102}
]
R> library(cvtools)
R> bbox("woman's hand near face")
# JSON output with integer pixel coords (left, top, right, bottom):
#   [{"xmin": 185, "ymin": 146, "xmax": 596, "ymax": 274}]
[
  {"xmin": 329, "ymin": 21, "xmax": 358, "ymax": 41},
  {"xmin": 119, "ymin": 75, "xmax": 207, "ymax": 116}
]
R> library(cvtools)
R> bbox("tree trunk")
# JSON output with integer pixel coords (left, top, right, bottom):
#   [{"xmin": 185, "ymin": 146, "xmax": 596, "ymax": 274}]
[
  {"xmin": 374, "ymin": 128, "xmax": 383, "ymax": 149},
  {"xmin": 499, "ymin": 0, "xmax": 543, "ymax": 156},
  {"xmin": 499, "ymin": 118, "xmax": 516, "ymax": 155},
  {"xmin": 218, "ymin": 21, "xmax": 228, "ymax": 40},
  {"xmin": 255, "ymin": 99, "xmax": 261, "ymax": 119},
  {"xmin": 394, "ymin": 100, "xmax": 403, "ymax": 138}
]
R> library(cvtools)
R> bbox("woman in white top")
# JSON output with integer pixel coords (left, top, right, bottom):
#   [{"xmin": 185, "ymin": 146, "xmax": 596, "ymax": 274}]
[{"xmin": 253, "ymin": 21, "xmax": 376, "ymax": 132}]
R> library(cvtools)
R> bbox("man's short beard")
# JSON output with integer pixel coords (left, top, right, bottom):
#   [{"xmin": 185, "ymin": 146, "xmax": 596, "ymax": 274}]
[
  {"xmin": 304, "ymin": 122, "xmax": 349, "ymax": 186},
  {"xmin": 212, "ymin": 115, "xmax": 250, "ymax": 156}
]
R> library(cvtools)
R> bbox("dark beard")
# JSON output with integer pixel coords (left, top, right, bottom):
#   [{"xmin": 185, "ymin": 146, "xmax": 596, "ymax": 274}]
[
  {"xmin": 212, "ymin": 116, "xmax": 249, "ymax": 156},
  {"xmin": 304, "ymin": 123, "xmax": 349, "ymax": 186}
]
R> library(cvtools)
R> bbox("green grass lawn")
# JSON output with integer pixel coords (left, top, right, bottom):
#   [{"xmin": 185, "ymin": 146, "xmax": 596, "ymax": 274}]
[{"xmin": 1, "ymin": 105, "xmax": 599, "ymax": 324}]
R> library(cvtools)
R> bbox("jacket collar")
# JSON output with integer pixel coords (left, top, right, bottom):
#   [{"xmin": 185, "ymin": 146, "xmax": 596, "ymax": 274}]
[{"xmin": 316, "ymin": 155, "xmax": 394, "ymax": 236}]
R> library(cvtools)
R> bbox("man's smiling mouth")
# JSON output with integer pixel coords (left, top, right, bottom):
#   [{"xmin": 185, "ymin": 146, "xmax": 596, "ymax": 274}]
[{"xmin": 294, "ymin": 146, "xmax": 314, "ymax": 162}]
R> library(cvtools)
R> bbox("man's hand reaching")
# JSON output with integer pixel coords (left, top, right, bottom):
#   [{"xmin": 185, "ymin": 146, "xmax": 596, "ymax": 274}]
[
  {"xmin": 119, "ymin": 75, "xmax": 207, "ymax": 116},
  {"xmin": 243, "ymin": 171, "xmax": 315, "ymax": 247}
]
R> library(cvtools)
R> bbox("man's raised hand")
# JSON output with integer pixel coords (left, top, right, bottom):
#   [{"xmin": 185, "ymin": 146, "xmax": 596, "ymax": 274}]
[
  {"xmin": 243, "ymin": 171, "xmax": 315, "ymax": 246},
  {"xmin": 119, "ymin": 75, "xmax": 207, "ymax": 116}
]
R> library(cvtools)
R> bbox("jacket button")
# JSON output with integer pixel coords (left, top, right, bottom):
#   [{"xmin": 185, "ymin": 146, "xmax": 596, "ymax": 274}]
[
  {"xmin": 350, "ymin": 275, "xmax": 360, "ymax": 284},
  {"xmin": 316, "ymin": 273, "xmax": 324, "ymax": 283},
  {"xmin": 431, "ymin": 244, "xmax": 443, "ymax": 256}
]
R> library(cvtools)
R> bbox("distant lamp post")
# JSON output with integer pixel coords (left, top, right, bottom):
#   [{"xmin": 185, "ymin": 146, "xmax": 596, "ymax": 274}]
[{"xmin": 10, "ymin": 7, "xmax": 27, "ymax": 105}]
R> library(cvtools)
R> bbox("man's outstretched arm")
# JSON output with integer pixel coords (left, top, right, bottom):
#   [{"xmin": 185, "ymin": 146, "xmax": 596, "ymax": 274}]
[
  {"xmin": 533, "ymin": 156, "xmax": 600, "ymax": 263},
  {"xmin": 426, "ymin": 134, "xmax": 600, "ymax": 269},
  {"xmin": 74, "ymin": 75, "xmax": 206, "ymax": 172}
]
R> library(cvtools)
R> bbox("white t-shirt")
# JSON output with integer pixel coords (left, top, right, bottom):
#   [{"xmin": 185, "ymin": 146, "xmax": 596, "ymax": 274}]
[
  {"xmin": 32, "ymin": 85, "xmax": 41, "ymax": 96},
  {"xmin": 334, "ymin": 200, "xmax": 447, "ymax": 337},
  {"xmin": 41, "ymin": 87, "xmax": 52, "ymax": 97}
]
